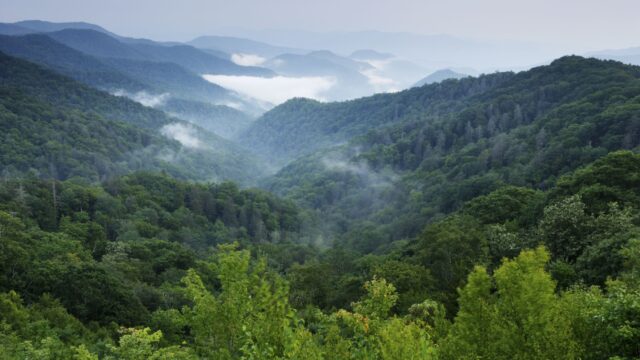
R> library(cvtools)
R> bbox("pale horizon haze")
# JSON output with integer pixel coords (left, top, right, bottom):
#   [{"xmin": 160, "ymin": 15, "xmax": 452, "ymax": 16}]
[{"xmin": 1, "ymin": 0, "xmax": 639, "ymax": 53}]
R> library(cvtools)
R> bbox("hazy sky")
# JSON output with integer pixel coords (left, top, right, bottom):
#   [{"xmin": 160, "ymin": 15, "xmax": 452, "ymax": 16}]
[{"xmin": 1, "ymin": 0, "xmax": 639, "ymax": 51}]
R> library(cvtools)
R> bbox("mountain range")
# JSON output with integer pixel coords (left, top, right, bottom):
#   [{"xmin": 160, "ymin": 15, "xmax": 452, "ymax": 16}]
[
  {"xmin": 0, "ymin": 50, "xmax": 266, "ymax": 184},
  {"xmin": 258, "ymin": 56, "xmax": 640, "ymax": 247},
  {"xmin": 2, "ymin": 18, "xmax": 640, "ymax": 360},
  {"xmin": 208, "ymin": 28, "xmax": 568, "ymax": 71},
  {"xmin": 588, "ymin": 46, "xmax": 640, "ymax": 66},
  {"xmin": 0, "ymin": 22, "xmax": 281, "ymax": 138},
  {"xmin": 413, "ymin": 69, "xmax": 469, "ymax": 87}
]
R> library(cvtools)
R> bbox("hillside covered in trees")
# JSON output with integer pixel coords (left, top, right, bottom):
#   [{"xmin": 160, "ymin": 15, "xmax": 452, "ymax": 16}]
[
  {"xmin": 0, "ymin": 29, "xmax": 266, "ymax": 139},
  {"xmin": 264, "ymin": 56, "xmax": 640, "ymax": 250},
  {"xmin": 1, "ymin": 47, "xmax": 640, "ymax": 359},
  {"xmin": 238, "ymin": 72, "xmax": 512, "ymax": 166},
  {"xmin": 1, "ymin": 151, "xmax": 640, "ymax": 359},
  {"xmin": 0, "ymin": 51, "xmax": 266, "ymax": 184}
]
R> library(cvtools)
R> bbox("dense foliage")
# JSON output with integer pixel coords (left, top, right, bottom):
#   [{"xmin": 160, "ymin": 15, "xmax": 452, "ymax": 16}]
[
  {"xmin": 1, "ymin": 150, "xmax": 639, "ymax": 358},
  {"xmin": 240, "ymin": 71, "xmax": 512, "ymax": 166},
  {"xmin": 266, "ymin": 56, "xmax": 640, "ymax": 249},
  {"xmin": 0, "ymin": 172, "xmax": 305, "ymax": 322},
  {"xmin": 0, "ymin": 33, "xmax": 147, "ymax": 92},
  {"xmin": 0, "ymin": 51, "xmax": 266, "ymax": 184},
  {"xmin": 2, "ymin": 53, "xmax": 640, "ymax": 358}
]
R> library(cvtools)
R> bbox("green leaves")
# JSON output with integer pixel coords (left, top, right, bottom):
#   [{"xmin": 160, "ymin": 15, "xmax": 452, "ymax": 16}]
[
  {"xmin": 538, "ymin": 195, "xmax": 593, "ymax": 261},
  {"xmin": 352, "ymin": 278, "xmax": 398, "ymax": 320},
  {"xmin": 442, "ymin": 247, "xmax": 579, "ymax": 360},
  {"xmin": 182, "ymin": 244, "xmax": 296, "ymax": 359}
]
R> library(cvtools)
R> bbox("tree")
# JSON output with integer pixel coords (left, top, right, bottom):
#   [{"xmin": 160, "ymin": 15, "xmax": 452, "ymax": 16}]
[
  {"xmin": 561, "ymin": 239, "xmax": 640, "ymax": 359},
  {"xmin": 0, "ymin": 212, "xmax": 29, "ymax": 291},
  {"xmin": 413, "ymin": 215, "xmax": 488, "ymax": 309},
  {"xmin": 441, "ymin": 247, "xmax": 579, "ymax": 359},
  {"xmin": 538, "ymin": 195, "xmax": 593, "ymax": 261},
  {"xmin": 321, "ymin": 277, "xmax": 437, "ymax": 359},
  {"xmin": 181, "ymin": 243, "xmax": 296, "ymax": 359}
]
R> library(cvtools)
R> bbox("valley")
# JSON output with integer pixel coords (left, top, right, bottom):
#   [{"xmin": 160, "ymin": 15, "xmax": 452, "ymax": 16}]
[{"xmin": 0, "ymin": 13, "xmax": 640, "ymax": 360}]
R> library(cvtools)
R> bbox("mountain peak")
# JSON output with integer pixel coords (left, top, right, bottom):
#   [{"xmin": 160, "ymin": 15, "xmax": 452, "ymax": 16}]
[
  {"xmin": 414, "ymin": 68, "xmax": 468, "ymax": 87},
  {"xmin": 13, "ymin": 20, "xmax": 113, "ymax": 35}
]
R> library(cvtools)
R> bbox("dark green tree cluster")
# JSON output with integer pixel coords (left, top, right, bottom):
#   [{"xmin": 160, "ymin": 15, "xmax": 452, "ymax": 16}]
[
  {"xmin": 1, "ymin": 151, "xmax": 638, "ymax": 358},
  {"xmin": 0, "ymin": 172, "xmax": 306, "ymax": 329},
  {"xmin": 284, "ymin": 152, "xmax": 640, "ymax": 312},
  {"xmin": 2, "ymin": 237, "xmax": 640, "ymax": 358}
]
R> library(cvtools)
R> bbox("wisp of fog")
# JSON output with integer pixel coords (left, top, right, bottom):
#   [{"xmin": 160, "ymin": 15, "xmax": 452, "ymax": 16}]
[
  {"xmin": 202, "ymin": 74, "xmax": 336, "ymax": 105},
  {"xmin": 160, "ymin": 123, "xmax": 204, "ymax": 149}
]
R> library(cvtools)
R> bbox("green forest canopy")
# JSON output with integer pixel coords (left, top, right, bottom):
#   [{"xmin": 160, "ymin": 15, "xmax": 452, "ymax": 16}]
[{"xmin": 1, "ymin": 52, "xmax": 640, "ymax": 358}]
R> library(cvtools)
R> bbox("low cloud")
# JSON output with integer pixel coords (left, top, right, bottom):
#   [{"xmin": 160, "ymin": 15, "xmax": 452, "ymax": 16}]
[
  {"xmin": 203, "ymin": 74, "xmax": 336, "ymax": 105},
  {"xmin": 361, "ymin": 68, "xmax": 398, "ymax": 92},
  {"xmin": 356, "ymin": 58, "xmax": 405, "ymax": 93},
  {"xmin": 321, "ymin": 153, "xmax": 398, "ymax": 189},
  {"xmin": 160, "ymin": 123, "xmax": 203, "ymax": 149},
  {"xmin": 113, "ymin": 90, "xmax": 170, "ymax": 108},
  {"xmin": 269, "ymin": 58, "xmax": 286, "ymax": 67},
  {"xmin": 216, "ymin": 101, "xmax": 244, "ymax": 110},
  {"xmin": 231, "ymin": 53, "xmax": 266, "ymax": 66},
  {"xmin": 362, "ymin": 59, "xmax": 393, "ymax": 70}
]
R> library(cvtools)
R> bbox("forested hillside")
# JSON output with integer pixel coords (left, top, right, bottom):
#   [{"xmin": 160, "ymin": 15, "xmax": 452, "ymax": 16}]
[
  {"xmin": 46, "ymin": 29, "xmax": 274, "ymax": 77},
  {"xmin": 265, "ymin": 56, "xmax": 640, "ymax": 249},
  {"xmin": 1, "ymin": 27, "xmax": 640, "ymax": 358},
  {"xmin": 160, "ymin": 98, "xmax": 254, "ymax": 139},
  {"xmin": 239, "ymin": 71, "xmax": 512, "ymax": 166},
  {"xmin": 414, "ymin": 69, "xmax": 469, "ymax": 87},
  {"xmin": 0, "ymin": 33, "xmax": 147, "ymax": 92},
  {"xmin": 1, "ymin": 151, "xmax": 639, "ymax": 359},
  {"xmin": 0, "ymin": 30, "xmax": 268, "ymax": 128},
  {"xmin": 242, "ymin": 56, "xmax": 640, "ymax": 170},
  {"xmin": 0, "ymin": 33, "xmax": 243, "ymax": 105},
  {"xmin": 0, "ymin": 51, "xmax": 266, "ymax": 183}
]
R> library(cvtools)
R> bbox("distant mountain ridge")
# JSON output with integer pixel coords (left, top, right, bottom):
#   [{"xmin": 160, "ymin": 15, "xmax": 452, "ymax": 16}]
[
  {"xmin": 0, "ymin": 33, "xmax": 240, "ymax": 105},
  {"xmin": 414, "ymin": 69, "xmax": 469, "ymax": 87},
  {"xmin": 13, "ymin": 19, "xmax": 116, "ymax": 36},
  {"xmin": 307, "ymin": 50, "xmax": 374, "ymax": 72},
  {"xmin": 209, "ymin": 29, "xmax": 564, "ymax": 71},
  {"xmin": 0, "ymin": 21, "xmax": 440, "ymax": 105},
  {"xmin": 189, "ymin": 35, "xmax": 306, "ymax": 58},
  {"xmin": 588, "ymin": 46, "xmax": 640, "ymax": 66},
  {"xmin": 0, "ymin": 23, "xmax": 33, "ymax": 35},
  {"xmin": 262, "ymin": 51, "xmax": 374, "ymax": 100},
  {"xmin": 0, "ymin": 28, "xmax": 269, "ymax": 132},
  {"xmin": 0, "ymin": 33, "xmax": 146, "ymax": 91},
  {"xmin": 44, "ymin": 28, "xmax": 274, "ymax": 77},
  {"xmin": 0, "ymin": 50, "xmax": 266, "ymax": 183}
]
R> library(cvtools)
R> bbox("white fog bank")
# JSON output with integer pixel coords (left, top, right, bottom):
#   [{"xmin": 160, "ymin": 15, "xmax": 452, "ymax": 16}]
[
  {"xmin": 112, "ymin": 90, "xmax": 170, "ymax": 108},
  {"xmin": 202, "ymin": 74, "xmax": 336, "ymax": 105},
  {"xmin": 160, "ymin": 123, "xmax": 203, "ymax": 149},
  {"xmin": 231, "ymin": 53, "xmax": 266, "ymax": 66}
]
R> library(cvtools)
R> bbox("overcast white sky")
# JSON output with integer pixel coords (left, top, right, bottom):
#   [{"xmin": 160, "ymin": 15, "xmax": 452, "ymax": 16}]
[{"xmin": 1, "ymin": 0, "xmax": 639, "ymax": 51}]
